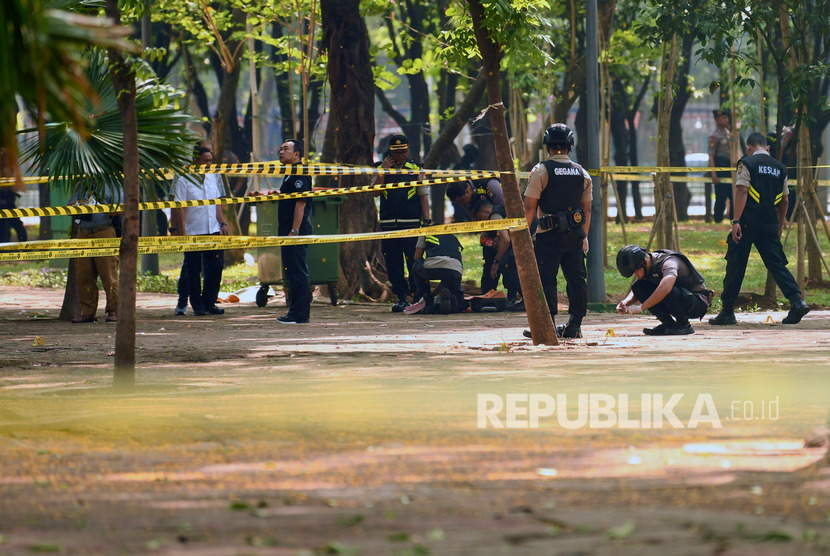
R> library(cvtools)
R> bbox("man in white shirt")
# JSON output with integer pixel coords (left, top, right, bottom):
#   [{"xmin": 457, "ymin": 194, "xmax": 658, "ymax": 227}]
[{"xmin": 174, "ymin": 142, "xmax": 230, "ymax": 316}]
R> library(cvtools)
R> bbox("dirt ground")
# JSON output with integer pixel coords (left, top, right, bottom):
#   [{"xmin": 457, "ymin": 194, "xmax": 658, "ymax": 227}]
[{"xmin": 1, "ymin": 285, "xmax": 829, "ymax": 556}]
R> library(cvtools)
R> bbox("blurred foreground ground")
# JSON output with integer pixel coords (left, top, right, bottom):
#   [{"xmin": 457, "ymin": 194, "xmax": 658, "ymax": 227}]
[{"xmin": 0, "ymin": 286, "xmax": 829, "ymax": 555}]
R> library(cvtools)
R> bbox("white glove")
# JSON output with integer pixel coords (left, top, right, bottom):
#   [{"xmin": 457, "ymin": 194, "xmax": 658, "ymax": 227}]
[{"xmin": 627, "ymin": 304, "xmax": 643, "ymax": 315}]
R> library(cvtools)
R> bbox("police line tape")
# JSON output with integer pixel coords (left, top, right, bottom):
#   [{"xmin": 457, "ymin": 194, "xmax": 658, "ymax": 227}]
[
  {"xmin": 609, "ymin": 173, "xmax": 830, "ymax": 187},
  {"xmin": 5, "ymin": 160, "xmax": 830, "ymax": 187},
  {"xmin": 0, "ymin": 218, "xmax": 529, "ymax": 261},
  {"xmin": 0, "ymin": 173, "xmax": 498, "ymax": 220},
  {"xmin": 0, "ymin": 162, "xmax": 501, "ymax": 186}
]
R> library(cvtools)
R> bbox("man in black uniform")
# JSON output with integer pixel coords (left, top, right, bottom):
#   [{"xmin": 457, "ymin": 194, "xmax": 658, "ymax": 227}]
[
  {"xmin": 523, "ymin": 123, "xmax": 592, "ymax": 338},
  {"xmin": 373, "ymin": 134, "xmax": 431, "ymax": 312},
  {"xmin": 405, "ymin": 234, "xmax": 467, "ymax": 315},
  {"xmin": 709, "ymin": 132, "xmax": 810, "ymax": 326},
  {"xmin": 277, "ymin": 139, "xmax": 313, "ymax": 324},
  {"xmin": 616, "ymin": 244, "xmax": 713, "ymax": 335},
  {"xmin": 473, "ymin": 199, "xmax": 522, "ymax": 309},
  {"xmin": 446, "ymin": 179, "xmax": 505, "ymax": 221}
]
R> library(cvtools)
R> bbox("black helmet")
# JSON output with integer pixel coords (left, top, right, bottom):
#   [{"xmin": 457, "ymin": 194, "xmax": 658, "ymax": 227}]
[
  {"xmin": 616, "ymin": 244, "xmax": 647, "ymax": 277},
  {"xmin": 543, "ymin": 124, "xmax": 575, "ymax": 149}
]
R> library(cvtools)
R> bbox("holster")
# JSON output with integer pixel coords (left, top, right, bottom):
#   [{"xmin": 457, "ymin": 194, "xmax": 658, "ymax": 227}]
[{"xmin": 538, "ymin": 209, "xmax": 584, "ymax": 232}]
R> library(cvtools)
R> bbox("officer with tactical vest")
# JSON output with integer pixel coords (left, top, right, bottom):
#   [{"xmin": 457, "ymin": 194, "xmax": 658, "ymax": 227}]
[
  {"xmin": 373, "ymin": 134, "xmax": 431, "ymax": 312},
  {"xmin": 405, "ymin": 234, "xmax": 467, "ymax": 315},
  {"xmin": 709, "ymin": 132, "xmax": 810, "ymax": 325},
  {"xmin": 523, "ymin": 123, "xmax": 592, "ymax": 338},
  {"xmin": 616, "ymin": 244, "xmax": 713, "ymax": 335}
]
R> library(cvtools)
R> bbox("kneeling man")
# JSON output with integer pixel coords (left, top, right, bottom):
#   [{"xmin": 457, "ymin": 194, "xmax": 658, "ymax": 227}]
[{"xmin": 615, "ymin": 244, "xmax": 712, "ymax": 335}]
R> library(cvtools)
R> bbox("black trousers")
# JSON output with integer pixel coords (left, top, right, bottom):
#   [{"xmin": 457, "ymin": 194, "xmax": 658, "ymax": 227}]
[
  {"xmin": 481, "ymin": 246, "xmax": 521, "ymax": 300},
  {"xmin": 631, "ymin": 280, "xmax": 707, "ymax": 324},
  {"xmin": 534, "ymin": 230, "xmax": 587, "ymax": 321},
  {"xmin": 480, "ymin": 244, "xmax": 498, "ymax": 293},
  {"xmin": 281, "ymin": 243, "xmax": 311, "ymax": 321},
  {"xmin": 177, "ymin": 259, "xmax": 189, "ymax": 308},
  {"xmin": 412, "ymin": 259, "xmax": 464, "ymax": 308},
  {"xmin": 720, "ymin": 222, "xmax": 800, "ymax": 310},
  {"xmin": 713, "ymin": 156, "xmax": 732, "ymax": 223},
  {"xmin": 0, "ymin": 218, "xmax": 27, "ymax": 243},
  {"xmin": 184, "ymin": 239, "xmax": 224, "ymax": 313},
  {"xmin": 381, "ymin": 235, "xmax": 418, "ymax": 301}
]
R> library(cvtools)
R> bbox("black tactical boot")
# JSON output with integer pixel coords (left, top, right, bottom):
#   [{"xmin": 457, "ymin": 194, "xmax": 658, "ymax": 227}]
[
  {"xmin": 782, "ymin": 295, "xmax": 810, "ymax": 324},
  {"xmin": 556, "ymin": 318, "xmax": 582, "ymax": 339},
  {"xmin": 709, "ymin": 309, "xmax": 737, "ymax": 325},
  {"xmin": 665, "ymin": 317, "xmax": 694, "ymax": 335},
  {"xmin": 643, "ymin": 313, "xmax": 676, "ymax": 336}
]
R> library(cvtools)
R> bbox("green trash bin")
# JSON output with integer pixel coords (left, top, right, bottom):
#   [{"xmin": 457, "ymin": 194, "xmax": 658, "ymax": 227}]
[
  {"xmin": 255, "ymin": 193, "xmax": 343, "ymax": 307},
  {"xmin": 255, "ymin": 200, "xmax": 283, "ymax": 307},
  {"xmin": 307, "ymin": 194, "xmax": 343, "ymax": 305}
]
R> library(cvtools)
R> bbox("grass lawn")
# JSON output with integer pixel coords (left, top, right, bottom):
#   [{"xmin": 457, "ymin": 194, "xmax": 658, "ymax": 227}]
[{"xmin": 2, "ymin": 219, "xmax": 829, "ymax": 308}]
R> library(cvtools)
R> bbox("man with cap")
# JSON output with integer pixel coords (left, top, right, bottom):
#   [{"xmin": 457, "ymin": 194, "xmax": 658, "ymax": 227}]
[
  {"xmin": 708, "ymin": 109, "xmax": 744, "ymax": 223},
  {"xmin": 615, "ymin": 244, "xmax": 713, "ymax": 335},
  {"xmin": 708, "ymin": 132, "xmax": 810, "ymax": 326},
  {"xmin": 373, "ymin": 134, "xmax": 431, "ymax": 312},
  {"xmin": 523, "ymin": 123, "xmax": 592, "ymax": 338}
]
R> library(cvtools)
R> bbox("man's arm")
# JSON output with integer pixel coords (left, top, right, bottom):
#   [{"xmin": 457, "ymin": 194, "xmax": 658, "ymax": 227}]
[
  {"xmin": 778, "ymin": 176, "xmax": 789, "ymax": 234},
  {"xmin": 419, "ymin": 194, "xmax": 431, "ymax": 223},
  {"xmin": 175, "ymin": 207, "xmax": 187, "ymax": 236},
  {"xmin": 523, "ymin": 197, "xmax": 538, "ymax": 229},
  {"xmin": 778, "ymin": 195, "xmax": 789, "ymax": 236},
  {"xmin": 731, "ymin": 186, "xmax": 748, "ymax": 242},
  {"xmin": 641, "ymin": 274, "xmax": 677, "ymax": 311},
  {"xmin": 289, "ymin": 200, "xmax": 306, "ymax": 236},
  {"xmin": 413, "ymin": 247, "xmax": 424, "ymax": 261},
  {"xmin": 216, "ymin": 204, "xmax": 229, "ymax": 236},
  {"xmin": 709, "ymin": 153, "xmax": 719, "ymax": 185}
]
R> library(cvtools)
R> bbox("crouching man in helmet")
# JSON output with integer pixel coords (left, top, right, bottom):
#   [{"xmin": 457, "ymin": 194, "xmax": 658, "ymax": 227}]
[{"xmin": 615, "ymin": 244, "xmax": 713, "ymax": 335}]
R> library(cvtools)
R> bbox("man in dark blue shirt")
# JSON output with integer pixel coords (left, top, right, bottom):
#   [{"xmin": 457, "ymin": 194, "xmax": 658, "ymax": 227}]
[{"xmin": 277, "ymin": 139, "xmax": 313, "ymax": 324}]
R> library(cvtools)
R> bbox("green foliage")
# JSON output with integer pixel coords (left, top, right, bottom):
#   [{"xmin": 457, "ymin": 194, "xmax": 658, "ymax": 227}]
[
  {"xmin": 438, "ymin": 0, "xmax": 556, "ymax": 69},
  {"xmin": 0, "ymin": 0, "xmax": 135, "ymax": 178}
]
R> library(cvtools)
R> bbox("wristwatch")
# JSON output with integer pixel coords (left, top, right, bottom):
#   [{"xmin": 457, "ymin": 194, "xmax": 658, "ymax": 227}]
[
  {"xmin": 731, "ymin": 219, "xmax": 740, "ymax": 225},
  {"xmin": 290, "ymin": 229, "xmax": 299, "ymax": 235},
  {"xmin": 220, "ymin": 222, "xmax": 228, "ymax": 228},
  {"xmin": 423, "ymin": 219, "xmax": 432, "ymax": 226}
]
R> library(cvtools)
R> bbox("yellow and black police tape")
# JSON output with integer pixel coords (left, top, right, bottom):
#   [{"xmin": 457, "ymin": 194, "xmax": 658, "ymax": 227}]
[
  {"xmin": 0, "ymin": 162, "xmax": 502, "ymax": 186},
  {"xmin": 0, "ymin": 172, "xmax": 499, "ymax": 220},
  {"xmin": 4, "ymin": 160, "xmax": 830, "ymax": 187},
  {"xmin": 0, "ymin": 218, "xmax": 528, "ymax": 261}
]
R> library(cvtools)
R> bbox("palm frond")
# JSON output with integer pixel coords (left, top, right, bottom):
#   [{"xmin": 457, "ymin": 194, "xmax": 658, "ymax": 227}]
[{"xmin": 19, "ymin": 48, "xmax": 200, "ymax": 201}]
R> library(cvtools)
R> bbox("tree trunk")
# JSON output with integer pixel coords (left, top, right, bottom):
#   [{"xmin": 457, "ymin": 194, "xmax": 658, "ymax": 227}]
[
  {"xmin": 424, "ymin": 70, "xmax": 487, "ymax": 224},
  {"xmin": 105, "ymin": 0, "xmax": 138, "ymax": 390},
  {"xmin": 272, "ymin": 22, "xmax": 296, "ymax": 140},
  {"xmin": 59, "ymin": 220, "xmax": 82, "ymax": 322},
  {"xmin": 322, "ymin": 0, "xmax": 385, "ymax": 300},
  {"xmin": 468, "ymin": 0, "xmax": 557, "ymax": 345},
  {"xmin": 655, "ymin": 35, "xmax": 679, "ymax": 250},
  {"xmin": 422, "ymin": 69, "xmax": 486, "ymax": 171},
  {"xmin": 669, "ymin": 32, "xmax": 693, "ymax": 221},
  {"xmin": 211, "ymin": 9, "xmax": 245, "ymax": 163}
]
